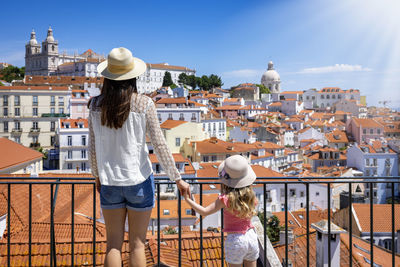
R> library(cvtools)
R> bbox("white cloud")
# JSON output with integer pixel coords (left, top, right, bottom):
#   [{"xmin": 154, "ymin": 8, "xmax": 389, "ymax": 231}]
[
  {"xmin": 222, "ymin": 69, "xmax": 264, "ymax": 78},
  {"xmin": 299, "ymin": 64, "xmax": 372, "ymax": 74}
]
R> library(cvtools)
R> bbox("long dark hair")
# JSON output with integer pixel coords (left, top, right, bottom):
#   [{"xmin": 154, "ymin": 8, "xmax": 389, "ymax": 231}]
[{"xmin": 98, "ymin": 77, "xmax": 137, "ymax": 129}]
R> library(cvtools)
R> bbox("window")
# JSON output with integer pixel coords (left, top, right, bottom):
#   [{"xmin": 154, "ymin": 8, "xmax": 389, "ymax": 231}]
[
  {"xmin": 81, "ymin": 150, "xmax": 86, "ymax": 158},
  {"xmin": 67, "ymin": 150, "xmax": 72, "ymax": 159},
  {"xmin": 3, "ymin": 108, "xmax": 8, "ymax": 116},
  {"xmin": 67, "ymin": 163, "xmax": 72, "ymax": 169},
  {"xmin": 175, "ymin": 137, "xmax": 180, "ymax": 147},
  {"xmin": 373, "ymin": 158, "xmax": 377, "ymax": 166},
  {"xmin": 179, "ymin": 113, "xmax": 184, "ymax": 120},
  {"xmin": 191, "ymin": 113, "xmax": 196, "ymax": 121},
  {"xmin": 290, "ymin": 189, "xmax": 296, "ymax": 197},
  {"xmin": 59, "ymin": 108, "xmax": 64, "ymax": 114},
  {"xmin": 81, "ymin": 162, "xmax": 86, "ymax": 171},
  {"xmin": 321, "ymin": 95, "xmax": 325, "ymax": 99},
  {"xmin": 366, "ymin": 159, "xmax": 370, "ymax": 166},
  {"xmin": 33, "ymin": 108, "xmax": 38, "ymax": 116},
  {"xmin": 168, "ymin": 113, "xmax": 173, "ymax": 120},
  {"xmin": 32, "ymin": 95, "xmax": 38, "ymax": 106},
  {"xmin": 15, "ymin": 108, "xmax": 20, "ymax": 116},
  {"xmin": 32, "ymin": 121, "xmax": 38, "ymax": 129},
  {"xmin": 51, "ymin": 136, "xmax": 55, "ymax": 146},
  {"xmin": 280, "ymin": 189, "xmax": 285, "ymax": 197},
  {"xmin": 3, "ymin": 95, "xmax": 8, "ymax": 106},
  {"xmin": 14, "ymin": 136, "xmax": 20, "ymax": 143},
  {"xmin": 370, "ymin": 129, "xmax": 373, "ymax": 134},
  {"xmin": 14, "ymin": 96, "xmax": 20, "ymax": 106},
  {"xmin": 14, "ymin": 121, "xmax": 20, "ymax": 130},
  {"xmin": 3, "ymin": 122, "xmax": 8, "ymax": 132},
  {"xmin": 300, "ymin": 191, "xmax": 304, "ymax": 197},
  {"xmin": 211, "ymin": 155, "xmax": 217, "ymax": 161},
  {"xmin": 316, "ymin": 192, "xmax": 320, "ymax": 196},
  {"xmin": 158, "ymin": 114, "xmax": 162, "ymax": 123},
  {"xmin": 32, "ymin": 136, "xmax": 38, "ymax": 143},
  {"xmin": 163, "ymin": 209, "xmax": 170, "ymax": 215},
  {"xmin": 50, "ymin": 121, "xmax": 55, "ymax": 131},
  {"xmin": 50, "ymin": 96, "xmax": 55, "ymax": 106},
  {"xmin": 81, "ymin": 135, "xmax": 86, "ymax": 146},
  {"xmin": 363, "ymin": 129, "xmax": 367, "ymax": 134},
  {"xmin": 67, "ymin": 136, "xmax": 72, "ymax": 146},
  {"xmin": 377, "ymin": 129, "xmax": 381, "ymax": 134},
  {"xmin": 202, "ymin": 156, "xmax": 209, "ymax": 162},
  {"xmin": 59, "ymin": 96, "xmax": 64, "ymax": 105},
  {"xmin": 366, "ymin": 169, "xmax": 370, "ymax": 176},
  {"xmin": 186, "ymin": 209, "xmax": 192, "ymax": 215}
]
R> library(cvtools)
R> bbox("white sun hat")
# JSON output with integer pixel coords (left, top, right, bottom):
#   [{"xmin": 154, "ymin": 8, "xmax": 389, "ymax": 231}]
[
  {"xmin": 97, "ymin": 47, "xmax": 147, "ymax": 81},
  {"xmin": 218, "ymin": 155, "xmax": 257, "ymax": 188}
]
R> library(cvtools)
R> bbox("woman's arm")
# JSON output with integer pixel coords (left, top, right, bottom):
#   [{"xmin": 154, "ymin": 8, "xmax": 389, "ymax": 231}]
[
  {"xmin": 88, "ymin": 103, "xmax": 100, "ymax": 191},
  {"xmin": 184, "ymin": 195, "xmax": 225, "ymax": 217}
]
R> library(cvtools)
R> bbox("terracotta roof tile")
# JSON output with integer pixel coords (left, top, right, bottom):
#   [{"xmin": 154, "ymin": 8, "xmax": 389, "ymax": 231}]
[
  {"xmin": 352, "ymin": 204, "xmax": 400, "ymax": 233},
  {"xmin": 160, "ymin": 119, "xmax": 188, "ymax": 129},
  {"xmin": 60, "ymin": 118, "xmax": 88, "ymax": 129},
  {"xmin": 0, "ymin": 85, "xmax": 69, "ymax": 91},
  {"xmin": 0, "ymin": 138, "xmax": 43, "ymax": 171}
]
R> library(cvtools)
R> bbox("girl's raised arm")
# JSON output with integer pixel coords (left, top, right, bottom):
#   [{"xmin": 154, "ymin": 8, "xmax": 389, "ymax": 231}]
[{"xmin": 185, "ymin": 195, "xmax": 225, "ymax": 217}]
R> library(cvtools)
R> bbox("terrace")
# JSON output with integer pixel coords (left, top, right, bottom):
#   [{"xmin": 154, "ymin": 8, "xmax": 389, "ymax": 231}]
[{"xmin": 0, "ymin": 176, "xmax": 399, "ymax": 266}]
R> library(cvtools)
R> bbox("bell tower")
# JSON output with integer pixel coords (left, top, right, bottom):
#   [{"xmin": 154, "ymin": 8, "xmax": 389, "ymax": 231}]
[
  {"xmin": 25, "ymin": 29, "xmax": 42, "ymax": 75},
  {"xmin": 41, "ymin": 26, "xmax": 59, "ymax": 73}
]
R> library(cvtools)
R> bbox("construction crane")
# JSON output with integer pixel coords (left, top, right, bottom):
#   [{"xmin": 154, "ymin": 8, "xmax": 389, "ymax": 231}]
[{"xmin": 379, "ymin": 100, "xmax": 391, "ymax": 108}]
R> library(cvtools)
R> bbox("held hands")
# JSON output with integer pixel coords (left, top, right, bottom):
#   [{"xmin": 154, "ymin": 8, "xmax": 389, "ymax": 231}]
[{"xmin": 175, "ymin": 179, "xmax": 191, "ymax": 199}]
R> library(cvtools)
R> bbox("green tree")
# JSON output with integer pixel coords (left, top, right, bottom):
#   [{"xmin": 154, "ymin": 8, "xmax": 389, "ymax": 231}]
[
  {"xmin": 186, "ymin": 75, "xmax": 197, "ymax": 89},
  {"xmin": 162, "ymin": 71, "xmax": 174, "ymax": 87},
  {"xmin": 258, "ymin": 213, "xmax": 282, "ymax": 242},
  {"xmin": 198, "ymin": 75, "xmax": 211, "ymax": 91},
  {"xmin": 256, "ymin": 84, "xmax": 270, "ymax": 97},
  {"xmin": 209, "ymin": 74, "xmax": 223, "ymax": 89},
  {"xmin": 0, "ymin": 81, "xmax": 4, "ymax": 86},
  {"xmin": 0, "ymin": 66, "xmax": 25, "ymax": 83},
  {"xmin": 178, "ymin": 73, "xmax": 187, "ymax": 86}
]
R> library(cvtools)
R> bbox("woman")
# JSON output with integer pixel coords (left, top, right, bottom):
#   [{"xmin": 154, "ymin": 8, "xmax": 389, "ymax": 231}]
[{"xmin": 88, "ymin": 47, "xmax": 190, "ymax": 267}]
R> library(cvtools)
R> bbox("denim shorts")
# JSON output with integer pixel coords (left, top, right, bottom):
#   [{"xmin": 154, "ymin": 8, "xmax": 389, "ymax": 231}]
[{"xmin": 100, "ymin": 174, "xmax": 155, "ymax": 211}]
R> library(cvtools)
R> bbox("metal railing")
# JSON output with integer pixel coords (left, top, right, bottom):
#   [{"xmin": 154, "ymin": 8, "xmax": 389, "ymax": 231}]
[{"xmin": 0, "ymin": 176, "xmax": 399, "ymax": 267}]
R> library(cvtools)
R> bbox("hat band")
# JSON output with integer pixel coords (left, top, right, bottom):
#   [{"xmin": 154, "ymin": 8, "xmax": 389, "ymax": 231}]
[{"xmin": 107, "ymin": 61, "xmax": 135, "ymax": 74}]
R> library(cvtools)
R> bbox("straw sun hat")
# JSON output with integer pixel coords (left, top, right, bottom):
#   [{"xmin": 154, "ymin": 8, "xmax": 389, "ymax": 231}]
[
  {"xmin": 97, "ymin": 47, "xmax": 147, "ymax": 81},
  {"xmin": 218, "ymin": 155, "xmax": 256, "ymax": 189}
]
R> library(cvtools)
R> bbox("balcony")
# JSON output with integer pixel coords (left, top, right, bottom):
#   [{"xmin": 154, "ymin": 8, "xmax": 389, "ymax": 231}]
[
  {"xmin": 29, "ymin": 142, "xmax": 41, "ymax": 148},
  {"xmin": 29, "ymin": 127, "xmax": 40, "ymax": 133},
  {"xmin": 41, "ymin": 113, "xmax": 70, "ymax": 118},
  {"xmin": 0, "ymin": 176, "xmax": 399, "ymax": 266},
  {"xmin": 50, "ymin": 102, "xmax": 55, "ymax": 106},
  {"xmin": 11, "ymin": 128, "xmax": 22, "ymax": 134}
]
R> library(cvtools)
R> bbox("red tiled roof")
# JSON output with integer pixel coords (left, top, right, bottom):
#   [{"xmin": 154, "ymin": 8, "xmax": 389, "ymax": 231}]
[
  {"xmin": 0, "ymin": 86, "xmax": 69, "ymax": 91},
  {"xmin": 60, "ymin": 118, "xmax": 88, "ymax": 129},
  {"xmin": 160, "ymin": 119, "xmax": 188, "ymax": 129},
  {"xmin": 0, "ymin": 138, "xmax": 43, "ymax": 171},
  {"xmin": 325, "ymin": 130, "xmax": 349, "ymax": 143},
  {"xmin": 352, "ymin": 118, "xmax": 383, "ymax": 128},
  {"xmin": 352, "ymin": 204, "xmax": 400, "ymax": 233}
]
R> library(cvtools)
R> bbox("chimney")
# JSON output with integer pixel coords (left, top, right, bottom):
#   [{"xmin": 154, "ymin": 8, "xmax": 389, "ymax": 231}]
[
  {"xmin": 311, "ymin": 220, "xmax": 346, "ymax": 267},
  {"xmin": 279, "ymin": 229, "xmax": 294, "ymax": 245}
]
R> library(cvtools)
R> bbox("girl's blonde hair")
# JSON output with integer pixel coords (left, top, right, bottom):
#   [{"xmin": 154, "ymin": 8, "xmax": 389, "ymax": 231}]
[{"xmin": 222, "ymin": 184, "xmax": 257, "ymax": 219}]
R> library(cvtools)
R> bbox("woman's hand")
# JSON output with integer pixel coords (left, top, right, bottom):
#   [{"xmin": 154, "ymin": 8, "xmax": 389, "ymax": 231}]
[{"xmin": 175, "ymin": 179, "xmax": 190, "ymax": 198}]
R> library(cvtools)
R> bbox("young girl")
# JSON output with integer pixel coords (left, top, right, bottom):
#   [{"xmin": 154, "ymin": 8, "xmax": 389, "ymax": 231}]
[{"xmin": 184, "ymin": 155, "xmax": 259, "ymax": 267}]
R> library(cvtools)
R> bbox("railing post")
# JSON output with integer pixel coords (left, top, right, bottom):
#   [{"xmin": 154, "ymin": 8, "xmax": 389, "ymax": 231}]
[
  {"xmin": 306, "ymin": 182, "xmax": 310, "ymax": 267},
  {"xmin": 157, "ymin": 182, "xmax": 160, "ymax": 267},
  {"xmin": 92, "ymin": 183, "xmax": 96, "ymax": 266},
  {"xmin": 178, "ymin": 188, "xmax": 182, "ymax": 267},
  {"xmin": 71, "ymin": 184, "xmax": 75, "ymax": 266},
  {"xmin": 284, "ymin": 182, "xmax": 288, "ymax": 267},
  {"xmin": 349, "ymin": 182, "xmax": 353, "ymax": 267},
  {"xmin": 391, "ymin": 182, "xmax": 395, "ymax": 267},
  {"xmin": 327, "ymin": 182, "xmax": 331, "ymax": 267},
  {"xmin": 370, "ymin": 181, "xmax": 374, "ymax": 266},
  {"xmin": 7, "ymin": 184, "xmax": 11, "ymax": 267},
  {"xmin": 221, "ymin": 209, "xmax": 224, "ymax": 266},
  {"xmin": 263, "ymin": 183, "xmax": 267, "ymax": 266},
  {"xmin": 200, "ymin": 184, "xmax": 203, "ymax": 267}
]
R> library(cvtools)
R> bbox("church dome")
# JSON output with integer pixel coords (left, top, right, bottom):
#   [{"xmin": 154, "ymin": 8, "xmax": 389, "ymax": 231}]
[
  {"xmin": 29, "ymin": 30, "xmax": 38, "ymax": 45},
  {"xmin": 46, "ymin": 26, "xmax": 54, "ymax": 42},
  {"xmin": 261, "ymin": 61, "xmax": 280, "ymax": 83}
]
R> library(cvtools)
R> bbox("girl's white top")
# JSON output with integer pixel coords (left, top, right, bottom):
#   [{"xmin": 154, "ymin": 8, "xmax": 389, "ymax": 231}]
[{"xmin": 88, "ymin": 93, "xmax": 181, "ymax": 186}]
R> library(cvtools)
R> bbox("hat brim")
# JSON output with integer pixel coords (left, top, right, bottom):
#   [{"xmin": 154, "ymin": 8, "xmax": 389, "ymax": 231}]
[
  {"xmin": 219, "ymin": 162, "xmax": 257, "ymax": 189},
  {"xmin": 97, "ymin": 57, "xmax": 147, "ymax": 81}
]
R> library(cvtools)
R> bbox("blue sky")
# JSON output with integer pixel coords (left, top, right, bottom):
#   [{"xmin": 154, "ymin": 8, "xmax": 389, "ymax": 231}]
[{"xmin": 1, "ymin": 0, "xmax": 400, "ymax": 107}]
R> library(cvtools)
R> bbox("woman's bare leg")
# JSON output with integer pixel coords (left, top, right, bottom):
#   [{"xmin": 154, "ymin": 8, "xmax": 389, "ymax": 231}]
[
  {"xmin": 127, "ymin": 209, "xmax": 152, "ymax": 267},
  {"xmin": 103, "ymin": 208, "xmax": 127, "ymax": 267},
  {"xmin": 244, "ymin": 259, "xmax": 257, "ymax": 267}
]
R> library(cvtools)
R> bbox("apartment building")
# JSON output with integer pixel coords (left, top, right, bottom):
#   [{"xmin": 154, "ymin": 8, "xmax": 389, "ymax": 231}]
[
  {"xmin": 0, "ymin": 86, "xmax": 71, "ymax": 149},
  {"xmin": 57, "ymin": 118, "xmax": 90, "ymax": 173}
]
